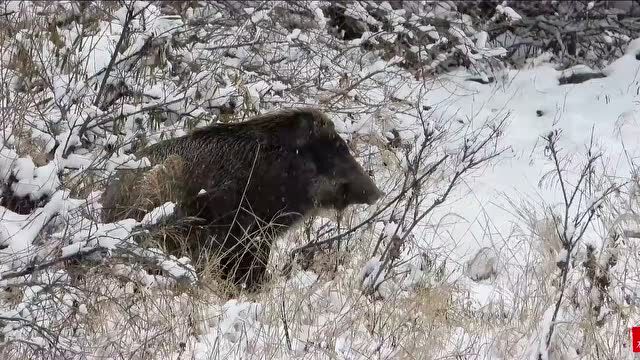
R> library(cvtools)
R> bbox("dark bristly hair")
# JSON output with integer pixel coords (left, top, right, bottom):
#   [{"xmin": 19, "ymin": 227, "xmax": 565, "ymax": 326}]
[{"xmin": 101, "ymin": 108, "xmax": 382, "ymax": 291}]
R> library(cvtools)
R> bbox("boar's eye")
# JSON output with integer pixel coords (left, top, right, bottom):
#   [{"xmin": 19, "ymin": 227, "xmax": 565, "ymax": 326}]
[{"xmin": 337, "ymin": 141, "xmax": 350, "ymax": 155}]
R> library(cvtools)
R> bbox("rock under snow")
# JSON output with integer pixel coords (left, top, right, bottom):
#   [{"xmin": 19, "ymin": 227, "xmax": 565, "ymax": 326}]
[{"xmin": 465, "ymin": 247, "xmax": 499, "ymax": 282}]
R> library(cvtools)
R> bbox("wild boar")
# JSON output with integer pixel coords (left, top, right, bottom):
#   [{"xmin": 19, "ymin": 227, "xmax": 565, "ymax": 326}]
[{"xmin": 101, "ymin": 108, "xmax": 381, "ymax": 290}]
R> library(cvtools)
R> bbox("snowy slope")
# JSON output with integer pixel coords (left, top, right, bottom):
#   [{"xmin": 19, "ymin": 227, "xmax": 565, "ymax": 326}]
[
  {"xmin": 169, "ymin": 42, "xmax": 640, "ymax": 360},
  {"xmin": 423, "ymin": 40, "xmax": 640, "ymax": 262}
]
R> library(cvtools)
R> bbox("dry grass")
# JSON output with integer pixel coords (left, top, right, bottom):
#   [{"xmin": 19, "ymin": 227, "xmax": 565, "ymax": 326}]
[
  {"xmin": 10, "ymin": 125, "xmax": 48, "ymax": 166},
  {"xmin": 72, "ymin": 265, "xmax": 210, "ymax": 359},
  {"xmin": 115, "ymin": 154, "xmax": 188, "ymax": 219},
  {"xmin": 103, "ymin": 154, "xmax": 211, "ymax": 264},
  {"xmin": 0, "ymin": 190, "xmax": 585, "ymax": 360}
]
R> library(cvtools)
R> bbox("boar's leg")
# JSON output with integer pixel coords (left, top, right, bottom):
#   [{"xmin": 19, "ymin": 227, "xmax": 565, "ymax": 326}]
[
  {"xmin": 213, "ymin": 219, "xmax": 279, "ymax": 291},
  {"xmin": 221, "ymin": 239, "xmax": 272, "ymax": 291}
]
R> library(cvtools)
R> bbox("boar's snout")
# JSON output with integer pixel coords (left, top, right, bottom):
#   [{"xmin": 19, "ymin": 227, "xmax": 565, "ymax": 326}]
[
  {"xmin": 343, "ymin": 171, "xmax": 382, "ymax": 207},
  {"xmin": 310, "ymin": 135, "xmax": 383, "ymax": 210}
]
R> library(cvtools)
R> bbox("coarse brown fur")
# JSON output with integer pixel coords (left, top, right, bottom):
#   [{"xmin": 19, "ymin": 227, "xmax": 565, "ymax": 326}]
[{"xmin": 101, "ymin": 108, "xmax": 381, "ymax": 290}]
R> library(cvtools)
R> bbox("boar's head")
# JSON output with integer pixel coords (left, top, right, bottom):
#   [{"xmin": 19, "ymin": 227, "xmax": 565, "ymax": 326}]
[{"xmin": 282, "ymin": 110, "xmax": 382, "ymax": 211}]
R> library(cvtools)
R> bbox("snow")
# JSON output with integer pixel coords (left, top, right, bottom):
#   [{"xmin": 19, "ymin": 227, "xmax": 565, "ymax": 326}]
[
  {"xmin": 359, "ymin": 257, "xmax": 385, "ymax": 289},
  {"xmin": 140, "ymin": 201, "xmax": 175, "ymax": 226},
  {"xmin": 286, "ymin": 28, "xmax": 301, "ymax": 42},
  {"xmin": 251, "ymin": 10, "xmax": 270, "ymax": 24},
  {"xmin": 465, "ymin": 247, "xmax": 499, "ymax": 281},
  {"xmin": 419, "ymin": 41, "xmax": 640, "ymax": 266},
  {"xmin": 80, "ymin": 27, "xmax": 119, "ymax": 76},
  {"xmin": 496, "ymin": 4, "xmax": 522, "ymax": 22},
  {"xmin": 190, "ymin": 32, "xmax": 640, "ymax": 356},
  {"xmin": 64, "ymin": 218, "xmax": 138, "ymax": 253},
  {"xmin": 105, "ymin": 154, "xmax": 151, "ymax": 172},
  {"xmin": 0, "ymin": 191, "xmax": 83, "ymax": 268},
  {"xmin": 526, "ymin": 305, "xmax": 558, "ymax": 360},
  {"xmin": 12, "ymin": 159, "xmax": 61, "ymax": 199},
  {"xmin": 287, "ymin": 270, "xmax": 319, "ymax": 289}
]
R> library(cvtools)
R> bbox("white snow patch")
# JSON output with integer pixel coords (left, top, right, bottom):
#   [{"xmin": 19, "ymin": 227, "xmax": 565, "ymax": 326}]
[{"xmin": 141, "ymin": 202, "xmax": 176, "ymax": 226}]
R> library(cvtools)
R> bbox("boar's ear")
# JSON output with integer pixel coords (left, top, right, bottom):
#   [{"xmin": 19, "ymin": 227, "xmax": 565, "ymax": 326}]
[{"xmin": 289, "ymin": 110, "xmax": 336, "ymax": 147}]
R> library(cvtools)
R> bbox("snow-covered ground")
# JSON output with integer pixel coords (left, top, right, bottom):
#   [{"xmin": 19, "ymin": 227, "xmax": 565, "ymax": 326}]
[
  {"xmin": 422, "ymin": 38, "xmax": 640, "ymax": 317},
  {"xmin": 173, "ymin": 41, "xmax": 640, "ymax": 359},
  {"xmin": 165, "ymin": 44, "xmax": 640, "ymax": 359},
  {"xmin": 432, "ymin": 39, "xmax": 640, "ymax": 261}
]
